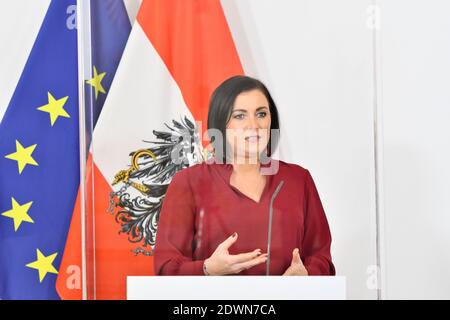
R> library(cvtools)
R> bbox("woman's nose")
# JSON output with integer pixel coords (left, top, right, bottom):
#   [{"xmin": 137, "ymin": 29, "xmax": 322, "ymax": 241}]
[{"xmin": 246, "ymin": 115, "xmax": 259, "ymax": 129}]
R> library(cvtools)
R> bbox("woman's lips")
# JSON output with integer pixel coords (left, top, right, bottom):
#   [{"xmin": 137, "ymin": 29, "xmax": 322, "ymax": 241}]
[{"xmin": 245, "ymin": 135, "xmax": 260, "ymax": 143}]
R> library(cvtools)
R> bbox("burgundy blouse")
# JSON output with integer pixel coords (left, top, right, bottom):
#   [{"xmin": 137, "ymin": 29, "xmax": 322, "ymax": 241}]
[{"xmin": 153, "ymin": 159, "xmax": 335, "ymax": 276}]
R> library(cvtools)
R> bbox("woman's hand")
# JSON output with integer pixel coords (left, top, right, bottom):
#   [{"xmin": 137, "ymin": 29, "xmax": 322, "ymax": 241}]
[
  {"xmin": 203, "ymin": 232, "xmax": 268, "ymax": 275},
  {"xmin": 282, "ymin": 248, "xmax": 309, "ymax": 276}
]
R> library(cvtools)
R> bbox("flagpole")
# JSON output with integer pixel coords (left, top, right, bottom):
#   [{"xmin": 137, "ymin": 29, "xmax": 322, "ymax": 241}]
[
  {"xmin": 76, "ymin": 0, "xmax": 92, "ymax": 301},
  {"xmin": 84, "ymin": 0, "xmax": 97, "ymax": 300}
]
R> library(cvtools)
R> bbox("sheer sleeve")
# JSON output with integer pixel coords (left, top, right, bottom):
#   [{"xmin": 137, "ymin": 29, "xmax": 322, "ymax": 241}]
[
  {"xmin": 301, "ymin": 170, "xmax": 336, "ymax": 275},
  {"xmin": 153, "ymin": 169, "xmax": 204, "ymax": 275}
]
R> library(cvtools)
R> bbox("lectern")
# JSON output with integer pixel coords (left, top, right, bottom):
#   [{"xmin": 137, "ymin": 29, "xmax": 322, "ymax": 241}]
[{"xmin": 127, "ymin": 276, "xmax": 346, "ymax": 300}]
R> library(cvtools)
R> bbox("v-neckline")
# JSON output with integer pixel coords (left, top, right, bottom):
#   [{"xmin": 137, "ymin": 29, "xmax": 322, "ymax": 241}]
[
  {"xmin": 229, "ymin": 174, "xmax": 269, "ymax": 204},
  {"xmin": 210, "ymin": 159, "xmax": 278, "ymax": 205}
]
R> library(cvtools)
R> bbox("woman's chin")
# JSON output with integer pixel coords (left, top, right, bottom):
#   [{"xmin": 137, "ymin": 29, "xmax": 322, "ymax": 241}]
[{"xmin": 232, "ymin": 150, "xmax": 267, "ymax": 163}]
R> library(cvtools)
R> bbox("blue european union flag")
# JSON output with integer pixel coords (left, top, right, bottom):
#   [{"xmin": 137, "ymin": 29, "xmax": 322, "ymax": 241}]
[
  {"xmin": 0, "ymin": 0, "xmax": 131, "ymax": 299},
  {"xmin": 0, "ymin": 0, "xmax": 79, "ymax": 299}
]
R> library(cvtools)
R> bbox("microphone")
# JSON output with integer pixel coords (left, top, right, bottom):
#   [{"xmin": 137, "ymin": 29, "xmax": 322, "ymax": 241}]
[{"xmin": 266, "ymin": 180, "xmax": 284, "ymax": 275}]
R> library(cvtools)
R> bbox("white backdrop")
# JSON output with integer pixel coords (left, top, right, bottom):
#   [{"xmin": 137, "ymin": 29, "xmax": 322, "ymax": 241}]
[
  {"xmin": 377, "ymin": 0, "xmax": 450, "ymax": 299},
  {"xmin": 0, "ymin": 1, "xmax": 50, "ymax": 121},
  {"xmin": 0, "ymin": 0, "xmax": 449, "ymax": 299}
]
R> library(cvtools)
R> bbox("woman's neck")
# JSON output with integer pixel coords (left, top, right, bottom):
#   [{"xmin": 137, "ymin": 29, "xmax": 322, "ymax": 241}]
[{"xmin": 231, "ymin": 156, "xmax": 261, "ymax": 175}]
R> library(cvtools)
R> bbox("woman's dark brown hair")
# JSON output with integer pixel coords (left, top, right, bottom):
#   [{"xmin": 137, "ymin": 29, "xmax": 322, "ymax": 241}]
[{"xmin": 207, "ymin": 75, "xmax": 280, "ymax": 162}]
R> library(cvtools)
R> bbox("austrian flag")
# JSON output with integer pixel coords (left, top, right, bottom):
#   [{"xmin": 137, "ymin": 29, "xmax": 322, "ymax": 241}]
[{"xmin": 57, "ymin": 0, "xmax": 244, "ymax": 299}]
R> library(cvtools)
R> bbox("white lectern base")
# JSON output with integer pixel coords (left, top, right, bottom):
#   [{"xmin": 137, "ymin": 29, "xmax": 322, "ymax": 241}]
[{"xmin": 127, "ymin": 276, "xmax": 346, "ymax": 300}]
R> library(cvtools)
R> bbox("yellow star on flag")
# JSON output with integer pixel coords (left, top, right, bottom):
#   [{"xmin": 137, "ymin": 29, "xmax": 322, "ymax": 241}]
[
  {"xmin": 1, "ymin": 197, "xmax": 34, "ymax": 232},
  {"xmin": 36, "ymin": 92, "xmax": 70, "ymax": 126},
  {"xmin": 86, "ymin": 66, "xmax": 106, "ymax": 99},
  {"xmin": 4, "ymin": 140, "xmax": 38, "ymax": 174},
  {"xmin": 26, "ymin": 249, "xmax": 59, "ymax": 283}
]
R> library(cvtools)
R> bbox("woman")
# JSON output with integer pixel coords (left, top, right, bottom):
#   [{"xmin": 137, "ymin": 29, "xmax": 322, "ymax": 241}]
[{"xmin": 153, "ymin": 75, "xmax": 335, "ymax": 276}]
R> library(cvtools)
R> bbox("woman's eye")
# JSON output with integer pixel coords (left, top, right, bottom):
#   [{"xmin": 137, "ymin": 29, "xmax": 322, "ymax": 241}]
[
  {"xmin": 234, "ymin": 114, "xmax": 245, "ymax": 120},
  {"xmin": 256, "ymin": 111, "xmax": 267, "ymax": 118}
]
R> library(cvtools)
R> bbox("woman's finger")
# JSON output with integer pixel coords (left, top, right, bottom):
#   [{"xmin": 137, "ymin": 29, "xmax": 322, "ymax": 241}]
[
  {"xmin": 229, "ymin": 249, "xmax": 262, "ymax": 264},
  {"xmin": 233, "ymin": 254, "xmax": 268, "ymax": 273},
  {"xmin": 218, "ymin": 232, "xmax": 238, "ymax": 250},
  {"xmin": 291, "ymin": 248, "xmax": 303, "ymax": 265}
]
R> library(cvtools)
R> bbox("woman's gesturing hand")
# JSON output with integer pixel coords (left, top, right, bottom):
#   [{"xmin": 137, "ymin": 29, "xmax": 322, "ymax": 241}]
[
  {"xmin": 203, "ymin": 232, "xmax": 268, "ymax": 275},
  {"xmin": 282, "ymin": 248, "xmax": 309, "ymax": 276}
]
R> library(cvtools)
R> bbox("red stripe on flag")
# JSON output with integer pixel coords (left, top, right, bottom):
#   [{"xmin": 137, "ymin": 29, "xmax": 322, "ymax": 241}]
[
  {"xmin": 57, "ymin": 159, "xmax": 154, "ymax": 300},
  {"xmin": 56, "ymin": 185, "xmax": 82, "ymax": 300},
  {"xmin": 137, "ymin": 0, "xmax": 244, "ymax": 141},
  {"xmin": 93, "ymin": 162, "xmax": 154, "ymax": 299}
]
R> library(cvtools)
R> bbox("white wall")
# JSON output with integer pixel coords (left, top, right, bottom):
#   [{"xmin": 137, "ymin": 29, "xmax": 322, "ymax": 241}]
[
  {"xmin": 0, "ymin": 0, "xmax": 50, "ymax": 123},
  {"xmin": 377, "ymin": 0, "xmax": 450, "ymax": 299}
]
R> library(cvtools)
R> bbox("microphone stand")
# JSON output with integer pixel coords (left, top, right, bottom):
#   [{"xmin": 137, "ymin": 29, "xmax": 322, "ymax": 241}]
[{"xmin": 266, "ymin": 180, "xmax": 284, "ymax": 275}]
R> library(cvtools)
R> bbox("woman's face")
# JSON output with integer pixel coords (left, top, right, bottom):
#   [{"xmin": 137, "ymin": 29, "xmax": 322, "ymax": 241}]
[{"xmin": 225, "ymin": 89, "xmax": 272, "ymax": 162}]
